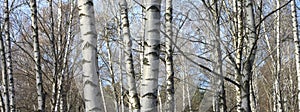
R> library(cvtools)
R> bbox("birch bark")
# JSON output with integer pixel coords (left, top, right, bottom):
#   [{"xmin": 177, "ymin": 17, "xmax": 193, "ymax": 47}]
[
  {"xmin": 291, "ymin": 0, "xmax": 300, "ymax": 110},
  {"xmin": 235, "ymin": 0, "xmax": 243, "ymax": 111},
  {"xmin": 104, "ymin": 32, "xmax": 119, "ymax": 112},
  {"xmin": 0, "ymin": 13, "xmax": 9, "ymax": 112},
  {"xmin": 165, "ymin": 0, "xmax": 175, "ymax": 111},
  {"xmin": 78, "ymin": 0, "xmax": 103, "ymax": 111},
  {"xmin": 241, "ymin": 0, "xmax": 257, "ymax": 111},
  {"xmin": 30, "ymin": 0, "xmax": 45, "ymax": 111},
  {"xmin": 48, "ymin": 0, "xmax": 59, "ymax": 111},
  {"xmin": 120, "ymin": 0, "xmax": 141, "ymax": 111},
  {"xmin": 274, "ymin": 1, "xmax": 284, "ymax": 111},
  {"xmin": 140, "ymin": 0, "xmax": 161, "ymax": 111},
  {"xmin": 55, "ymin": 0, "xmax": 63, "ymax": 111},
  {"xmin": 1, "ymin": 2, "xmax": 9, "ymax": 111},
  {"xmin": 4, "ymin": 0, "xmax": 15, "ymax": 111},
  {"xmin": 212, "ymin": 0, "xmax": 226, "ymax": 111}
]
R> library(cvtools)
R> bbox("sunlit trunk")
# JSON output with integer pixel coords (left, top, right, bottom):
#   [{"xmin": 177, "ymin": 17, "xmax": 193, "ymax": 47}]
[
  {"xmin": 30, "ymin": 0, "xmax": 45, "ymax": 111},
  {"xmin": 78, "ymin": 0, "xmax": 103, "ymax": 111},
  {"xmin": 165, "ymin": 0, "xmax": 175, "ymax": 111},
  {"xmin": 120, "ymin": 0, "xmax": 140, "ymax": 111},
  {"xmin": 140, "ymin": 0, "xmax": 161, "ymax": 111}
]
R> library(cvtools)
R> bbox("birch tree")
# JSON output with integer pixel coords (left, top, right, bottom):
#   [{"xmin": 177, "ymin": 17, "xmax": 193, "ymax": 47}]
[
  {"xmin": 57, "ymin": 0, "xmax": 75, "ymax": 111},
  {"xmin": 0, "ymin": 22, "xmax": 7, "ymax": 112},
  {"xmin": 104, "ymin": 26, "xmax": 119, "ymax": 112},
  {"xmin": 140, "ymin": 0, "xmax": 161, "ymax": 111},
  {"xmin": 120, "ymin": 0, "xmax": 140, "ymax": 111},
  {"xmin": 291, "ymin": 0, "xmax": 300, "ymax": 110},
  {"xmin": 274, "ymin": 0, "xmax": 284, "ymax": 111},
  {"xmin": 165, "ymin": 0, "xmax": 175, "ymax": 111},
  {"xmin": 30, "ymin": 0, "xmax": 45, "ymax": 111},
  {"xmin": 235, "ymin": 0, "xmax": 243, "ymax": 111},
  {"xmin": 48, "ymin": 0, "xmax": 59, "ymax": 111},
  {"xmin": 212, "ymin": 0, "xmax": 226, "ymax": 111},
  {"xmin": 78, "ymin": 0, "xmax": 103, "ymax": 111},
  {"xmin": 4, "ymin": 0, "xmax": 15, "ymax": 111},
  {"xmin": 0, "ymin": 13, "xmax": 9, "ymax": 112},
  {"xmin": 241, "ymin": 0, "xmax": 257, "ymax": 111},
  {"xmin": 55, "ymin": 0, "xmax": 63, "ymax": 111},
  {"xmin": 1, "ymin": 0, "xmax": 10, "ymax": 112}
]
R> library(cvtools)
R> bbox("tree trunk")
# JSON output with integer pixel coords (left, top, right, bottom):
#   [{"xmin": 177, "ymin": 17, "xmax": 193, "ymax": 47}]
[
  {"xmin": 120, "ymin": 0, "xmax": 141, "ymax": 111},
  {"xmin": 1, "ymin": 0, "xmax": 11, "ymax": 112},
  {"xmin": 119, "ymin": 47, "xmax": 124, "ymax": 112},
  {"xmin": 165, "ymin": 0, "xmax": 175, "ymax": 111},
  {"xmin": 140, "ymin": 0, "xmax": 146, "ymax": 85},
  {"xmin": 99, "ymin": 79, "xmax": 107, "ymax": 112},
  {"xmin": 291, "ymin": 0, "xmax": 300, "ymax": 111},
  {"xmin": 78, "ymin": 0, "xmax": 103, "ymax": 111},
  {"xmin": 58, "ymin": 0, "xmax": 74, "ymax": 111},
  {"xmin": 187, "ymin": 79, "xmax": 192, "ymax": 112},
  {"xmin": 274, "ymin": 1, "xmax": 284, "ymax": 111},
  {"xmin": 235, "ymin": 0, "xmax": 243, "ymax": 111},
  {"xmin": 4, "ymin": 0, "xmax": 15, "ymax": 111},
  {"xmin": 96, "ymin": 54, "xmax": 108, "ymax": 112},
  {"xmin": 140, "ymin": 0, "xmax": 161, "ymax": 111},
  {"xmin": 182, "ymin": 60, "xmax": 186, "ymax": 112},
  {"xmin": 55, "ymin": 0, "xmax": 63, "ymax": 111},
  {"xmin": 105, "ymin": 31, "xmax": 119, "ymax": 112},
  {"xmin": 48, "ymin": 0, "xmax": 59, "ymax": 111},
  {"xmin": 0, "ymin": 11, "xmax": 9, "ymax": 112},
  {"xmin": 212, "ymin": 1, "xmax": 226, "ymax": 112},
  {"xmin": 157, "ymin": 89, "xmax": 163, "ymax": 112},
  {"xmin": 241, "ymin": 0, "xmax": 257, "ymax": 111},
  {"xmin": 0, "ymin": 87, "xmax": 4, "ymax": 112},
  {"xmin": 30, "ymin": 0, "xmax": 45, "ymax": 111}
]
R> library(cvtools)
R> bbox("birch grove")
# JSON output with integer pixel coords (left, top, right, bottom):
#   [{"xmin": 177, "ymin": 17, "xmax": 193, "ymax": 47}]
[{"xmin": 0, "ymin": 0, "xmax": 300, "ymax": 111}]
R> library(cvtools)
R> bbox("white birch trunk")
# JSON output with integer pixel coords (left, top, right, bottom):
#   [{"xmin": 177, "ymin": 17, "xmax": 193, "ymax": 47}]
[
  {"xmin": 182, "ymin": 63, "xmax": 186, "ymax": 112},
  {"xmin": 99, "ymin": 78, "xmax": 108, "ymax": 112},
  {"xmin": 242, "ymin": 0, "xmax": 257, "ymax": 111},
  {"xmin": 291, "ymin": 0, "xmax": 300, "ymax": 111},
  {"xmin": 119, "ymin": 48, "xmax": 124, "ymax": 112},
  {"xmin": 105, "ymin": 33, "xmax": 119, "ymax": 112},
  {"xmin": 0, "ymin": 87, "xmax": 4, "ymax": 112},
  {"xmin": 187, "ymin": 80, "xmax": 192, "ymax": 112},
  {"xmin": 30, "ymin": 0, "xmax": 45, "ymax": 111},
  {"xmin": 165, "ymin": 0, "xmax": 175, "ymax": 111},
  {"xmin": 1, "ymin": 0, "xmax": 11, "ymax": 112},
  {"xmin": 4, "ymin": 0, "xmax": 15, "ymax": 111},
  {"xmin": 118, "ymin": 16, "xmax": 124, "ymax": 112},
  {"xmin": 140, "ymin": 0, "xmax": 161, "ymax": 111},
  {"xmin": 212, "ymin": 1, "xmax": 226, "ymax": 111},
  {"xmin": 58, "ymin": 0, "xmax": 74, "ymax": 111},
  {"xmin": 157, "ymin": 89, "xmax": 163, "ymax": 112},
  {"xmin": 55, "ymin": 0, "xmax": 63, "ymax": 111},
  {"xmin": 235, "ymin": 0, "xmax": 243, "ymax": 111},
  {"xmin": 120, "ymin": 0, "xmax": 141, "ymax": 111},
  {"xmin": 140, "ymin": 0, "xmax": 146, "ymax": 83},
  {"xmin": 48, "ymin": 1, "xmax": 59, "ymax": 111},
  {"xmin": 0, "ymin": 13, "xmax": 9, "ymax": 112},
  {"xmin": 275, "ymin": 1, "xmax": 284, "ymax": 111},
  {"xmin": 78, "ymin": 0, "xmax": 103, "ymax": 111}
]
